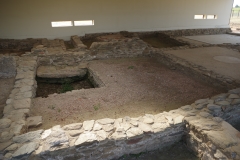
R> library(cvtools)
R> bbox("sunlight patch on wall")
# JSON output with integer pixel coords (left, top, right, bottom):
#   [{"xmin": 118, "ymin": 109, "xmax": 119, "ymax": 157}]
[
  {"xmin": 194, "ymin": 15, "xmax": 205, "ymax": 19},
  {"xmin": 74, "ymin": 20, "xmax": 94, "ymax": 26},
  {"xmin": 207, "ymin": 15, "xmax": 217, "ymax": 19},
  {"xmin": 51, "ymin": 21, "xmax": 73, "ymax": 27}
]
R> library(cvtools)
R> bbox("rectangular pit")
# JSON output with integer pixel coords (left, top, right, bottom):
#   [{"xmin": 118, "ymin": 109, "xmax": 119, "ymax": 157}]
[
  {"xmin": 36, "ymin": 76, "xmax": 95, "ymax": 98},
  {"xmin": 140, "ymin": 33, "xmax": 187, "ymax": 48}
]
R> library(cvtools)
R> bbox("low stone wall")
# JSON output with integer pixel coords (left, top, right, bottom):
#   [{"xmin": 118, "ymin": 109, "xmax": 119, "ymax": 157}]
[
  {"xmin": 6, "ymin": 112, "xmax": 186, "ymax": 160},
  {"xmin": 0, "ymin": 55, "xmax": 38, "ymax": 154},
  {"xmin": 139, "ymin": 28, "xmax": 232, "ymax": 37},
  {"xmin": 88, "ymin": 68, "xmax": 105, "ymax": 88},
  {"xmin": 0, "ymin": 39, "xmax": 41, "ymax": 51},
  {"xmin": 0, "ymin": 56, "xmax": 17, "ymax": 78},
  {"xmin": 1, "ymin": 88, "xmax": 239, "ymax": 160},
  {"xmin": 81, "ymin": 28, "xmax": 231, "ymax": 39},
  {"xmin": 0, "ymin": 28, "xmax": 231, "ymax": 53},
  {"xmin": 170, "ymin": 88, "xmax": 240, "ymax": 160},
  {"xmin": 36, "ymin": 37, "xmax": 149, "ymax": 67}
]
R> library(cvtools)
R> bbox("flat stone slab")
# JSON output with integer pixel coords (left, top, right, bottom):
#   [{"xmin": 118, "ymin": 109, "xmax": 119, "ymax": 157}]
[
  {"xmin": 164, "ymin": 47, "xmax": 240, "ymax": 80},
  {"xmin": 184, "ymin": 34, "xmax": 240, "ymax": 45},
  {"xmin": 13, "ymin": 98, "xmax": 31, "ymax": 109},
  {"xmin": 0, "ymin": 118, "xmax": 12, "ymax": 129},
  {"xmin": 12, "ymin": 142, "xmax": 38, "ymax": 158},
  {"xmin": 75, "ymin": 132, "xmax": 97, "ymax": 146},
  {"xmin": 37, "ymin": 66, "xmax": 87, "ymax": 78},
  {"xmin": 13, "ymin": 130, "xmax": 43, "ymax": 143},
  {"xmin": 27, "ymin": 116, "xmax": 42, "ymax": 128}
]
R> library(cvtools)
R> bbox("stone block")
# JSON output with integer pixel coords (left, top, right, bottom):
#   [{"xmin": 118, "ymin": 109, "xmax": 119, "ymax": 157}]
[
  {"xmin": 27, "ymin": 116, "xmax": 42, "ymax": 128},
  {"xmin": 173, "ymin": 115, "xmax": 184, "ymax": 125},
  {"xmin": 83, "ymin": 120, "xmax": 95, "ymax": 131},
  {"xmin": 13, "ymin": 130, "xmax": 43, "ymax": 143},
  {"xmin": 180, "ymin": 105, "xmax": 193, "ymax": 111},
  {"xmin": 96, "ymin": 130, "xmax": 107, "ymax": 141},
  {"xmin": 231, "ymin": 99, "xmax": 240, "ymax": 105},
  {"xmin": 207, "ymin": 104, "xmax": 221, "ymax": 111},
  {"xmin": 126, "ymin": 127, "xmax": 143, "ymax": 138},
  {"xmin": 63, "ymin": 123, "xmax": 83, "ymax": 130},
  {"xmin": 12, "ymin": 142, "xmax": 39, "ymax": 158},
  {"xmin": 0, "ymin": 141, "xmax": 13, "ymax": 152},
  {"xmin": 67, "ymin": 129, "xmax": 84, "ymax": 137},
  {"xmin": 10, "ymin": 124, "xmax": 25, "ymax": 136},
  {"xmin": 74, "ymin": 132, "xmax": 97, "ymax": 146},
  {"xmin": 228, "ymin": 94, "xmax": 240, "ymax": 99},
  {"xmin": 97, "ymin": 118, "xmax": 115, "ymax": 125},
  {"xmin": 0, "ymin": 118, "xmax": 12, "ymax": 129},
  {"xmin": 195, "ymin": 98, "xmax": 209, "ymax": 105},
  {"xmin": 102, "ymin": 124, "xmax": 114, "ymax": 132},
  {"xmin": 45, "ymin": 127, "xmax": 69, "ymax": 148},
  {"xmin": 229, "ymin": 88, "xmax": 240, "ymax": 94},
  {"xmin": 215, "ymin": 101, "xmax": 230, "ymax": 106},
  {"xmin": 93, "ymin": 123, "xmax": 102, "ymax": 131},
  {"xmin": 0, "ymin": 131, "xmax": 14, "ymax": 143},
  {"xmin": 13, "ymin": 98, "xmax": 31, "ymax": 109},
  {"xmin": 5, "ymin": 143, "xmax": 18, "ymax": 152}
]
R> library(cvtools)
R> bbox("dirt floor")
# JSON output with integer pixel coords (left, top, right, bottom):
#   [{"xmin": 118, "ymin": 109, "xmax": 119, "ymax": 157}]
[
  {"xmin": 30, "ymin": 57, "xmax": 224, "ymax": 130},
  {"xmin": 118, "ymin": 141, "xmax": 199, "ymax": 160},
  {"xmin": 0, "ymin": 78, "xmax": 15, "ymax": 118}
]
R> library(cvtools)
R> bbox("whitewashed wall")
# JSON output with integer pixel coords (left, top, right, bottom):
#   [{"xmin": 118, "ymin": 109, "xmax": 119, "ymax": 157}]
[{"xmin": 0, "ymin": 0, "xmax": 233, "ymax": 40}]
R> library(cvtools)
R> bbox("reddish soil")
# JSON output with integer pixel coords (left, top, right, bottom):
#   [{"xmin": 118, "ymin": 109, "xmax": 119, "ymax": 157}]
[{"xmin": 30, "ymin": 57, "xmax": 224, "ymax": 130}]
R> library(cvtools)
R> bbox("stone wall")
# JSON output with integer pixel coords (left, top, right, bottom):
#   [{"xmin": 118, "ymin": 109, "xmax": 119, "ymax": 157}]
[
  {"xmin": 35, "ymin": 37, "xmax": 149, "ymax": 67},
  {"xmin": 141, "ymin": 28, "xmax": 232, "ymax": 37},
  {"xmin": 0, "ymin": 55, "xmax": 38, "ymax": 156},
  {"xmin": 81, "ymin": 28, "xmax": 231, "ymax": 40},
  {"xmin": 1, "ymin": 88, "xmax": 239, "ymax": 160},
  {"xmin": 0, "ymin": 56, "xmax": 17, "ymax": 78},
  {"xmin": 0, "ymin": 28, "xmax": 232, "ymax": 52},
  {"xmin": 8, "ymin": 114, "xmax": 185, "ymax": 160},
  {"xmin": 88, "ymin": 68, "xmax": 105, "ymax": 88},
  {"xmin": 0, "ymin": 39, "xmax": 41, "ymax": 51},
  {"xmin": 170, "ymin": 88, "xmax": 240, "ymax": 160}
]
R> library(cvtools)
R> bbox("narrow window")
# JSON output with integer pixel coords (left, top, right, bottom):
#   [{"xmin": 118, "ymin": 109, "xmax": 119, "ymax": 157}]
[
  {"xmin": 74, "ymin": 20, "xmax": 94, "ymax": 26},
  {"xmin": 207, "ymin": 15, "xmax": 217, "ymax": 19},
  {"xmin": 51, "ymin": 21, "xmax": 72, "ymax": 27},
  {"xmin": 194, "ymin": 15, "xmax": 205, "ymax": 19}
]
